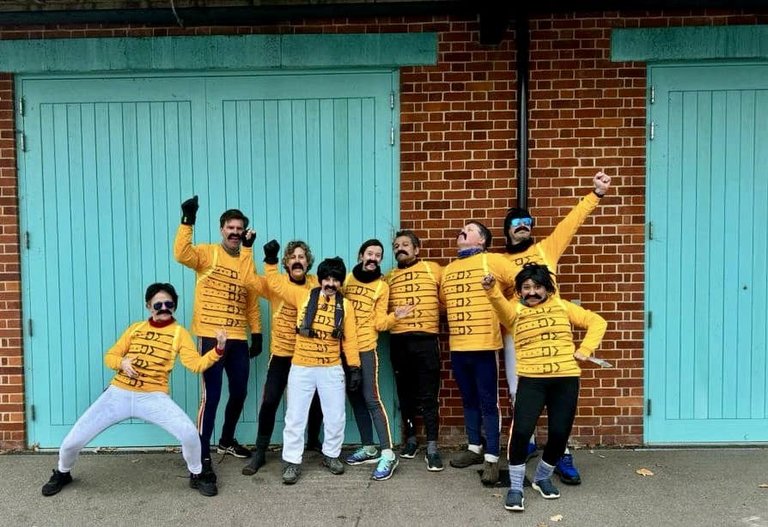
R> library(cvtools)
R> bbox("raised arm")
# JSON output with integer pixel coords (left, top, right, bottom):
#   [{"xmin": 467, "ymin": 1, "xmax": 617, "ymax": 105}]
[
  {"xmin": 539, "ymin": 171, "xmax": 611, "ymax": 263},
  {"xmin": 174, "ymin": 195, "xmax": 212, "ymax": 272}
]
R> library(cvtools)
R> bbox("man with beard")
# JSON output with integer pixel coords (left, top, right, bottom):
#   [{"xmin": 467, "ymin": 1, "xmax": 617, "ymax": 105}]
[
  {"xmin": 481, "ymin": 265, "xmax": 607, "ymax": 512},
  {"xmin": 240, "ymin": 239, "xmax": 324, "ymax": 475},
  {"xmin": 265, "ymin": 255, "xmax": 362, "ymax": 485},
  {"xmin": 342, "ymin": 239, "xmax": 414, "ymax": 481},
  {"xmin": 385, "ymin": 230, "xmax": 444, "ymax": 471},
  {"xmin": 41, "ymin": 283, "xmax": 224, "ymax": 498},
  {"xmin": 440, "ymin": 221, "xmax": 518, "ymax": 485},
  {"xmin": 174, "ymin": 196, "xmax": 264, "ymax": 485},
  {"xmin": 501, "ymin": 171, "xmax": 611, "ymax": 485}
]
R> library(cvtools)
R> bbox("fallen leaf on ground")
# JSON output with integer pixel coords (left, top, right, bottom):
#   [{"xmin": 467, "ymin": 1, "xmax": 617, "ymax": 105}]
[
  {"xmin": 550, "ymin": 514, "xmax": 564, "ymax": 521},
  {"xmin": 636, "ymin": 468, "xmax": 655, "ymax": 476},
  {"xmin": 491, "ymin": 493, "xmax": 503, "ymax": 498},
  {"xmin": 758, "ymin": 484, "xmax": 768, "ymax": 488}
]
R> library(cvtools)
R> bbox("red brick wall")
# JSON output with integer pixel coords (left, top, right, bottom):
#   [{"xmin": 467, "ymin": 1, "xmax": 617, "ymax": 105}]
[
  {"xmin": 0, "ymin": 10, "xmax": 762, "ymax": 450},
  {"xmin": 0, "ymin": 73, "xmax": 24, "ymax": 450}
]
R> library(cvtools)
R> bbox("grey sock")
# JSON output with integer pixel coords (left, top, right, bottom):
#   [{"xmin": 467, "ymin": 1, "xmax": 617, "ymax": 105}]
[
  {"xmin": 533, "ymin": 460, "xmax": 555, "ymax": 483},
  {"xmin": 509, "ymin": 463, "xmax": 526, "ymax": 492},
  {"xmin": 427, "ymin": 440, "xmax": 438, "ymax": 455}
]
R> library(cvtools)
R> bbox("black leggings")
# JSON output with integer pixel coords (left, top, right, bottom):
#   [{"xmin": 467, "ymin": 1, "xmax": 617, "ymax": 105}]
[
  {"xmin": 507, "ymin": 376, "xmax": 579, "ymax": 466},
  {"xmin": 390, "ymin": 333, "xmax": 441, "ymax": 442}
]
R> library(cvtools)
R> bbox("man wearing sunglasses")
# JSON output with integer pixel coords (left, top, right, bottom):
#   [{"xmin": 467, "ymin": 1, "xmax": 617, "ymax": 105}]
[
  {"xmin": 501, "ymin": 171, "xmax": 611, "ymax": 486},
  {"xmin": 41, "ymin": 283, "xmax": 225, "ymax": 497},
  {"xmin": 174, "ymin": 196, "xmax": 264, "ymax": 485}
]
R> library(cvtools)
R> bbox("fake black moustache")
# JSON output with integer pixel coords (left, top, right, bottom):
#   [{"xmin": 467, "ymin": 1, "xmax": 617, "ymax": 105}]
[
  {"xmin": 157, "ymin": 309, "xmax": 173, "ymax": 316},
  {"xmin": 291, "ymin": 263, "xmax": 305, "ymax": 270},
  {"xmin": 395, "ymin": 250, "xmax": 408, "ymax": 257},
  {"xmin": 525, "ymin": 294, "xmax": 543, "ymax": 301},
  {"xmin": 228, "ymin": 234, "xmax": 240, "ymax": 240},
  {"xmin": 365, "ymin": 260, "xmax": 379, "ymax": 267},
  {"xmin": 515, "ymin": 226, "xmax": 531, "ymax": 233}
]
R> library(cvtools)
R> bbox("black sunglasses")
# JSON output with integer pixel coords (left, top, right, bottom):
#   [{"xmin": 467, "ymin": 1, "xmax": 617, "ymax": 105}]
[{"xmin": 152, "ymin": 300, "xmax": 176, "ymax": 311}]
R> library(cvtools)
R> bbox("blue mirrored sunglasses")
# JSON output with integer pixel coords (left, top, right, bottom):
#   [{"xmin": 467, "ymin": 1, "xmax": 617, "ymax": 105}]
[
  {"xmin": 152, "ymin": 300, "xmax": 176, "ymax": 310},
  {"xmin": 510, "ymin": 217, "xmax": 533, "ymax": 228}
]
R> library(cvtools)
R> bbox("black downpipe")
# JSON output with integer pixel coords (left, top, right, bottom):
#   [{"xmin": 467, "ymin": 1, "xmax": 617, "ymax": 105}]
[{"xmin": 515, "ymin": 13, "xmax": 530, "ymax": 210}]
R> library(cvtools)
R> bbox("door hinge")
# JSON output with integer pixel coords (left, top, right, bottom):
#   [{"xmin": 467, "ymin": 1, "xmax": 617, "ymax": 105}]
[
  {"xmin": 389, "ymin": 91, "xmax": 395, "ymax": 110},
  {"xmin": 649, "ymin": 121, "xmax": 655, "ymax": 141},
  {"xmin": 24, "ymin": 231, "xmax": 30, "ymax": 250},
  {"xmin": 30, "ymin": 404, "xmax": 36, "ymax": 421},
  {"xmin": 390, "ymin": 125, "xmax": 395, "ymax": 146},
  {"xmin": 18, "ymin": 97, "xmax": 25, "ymax": 116},
  {"xmin": 647, "ymin": 221, "xmax": 653, "ymax": 240},
  {"xmin": 646, "ymin": 399, "xmax": 652, "ymax": 416},
  {"xmin": 647, "ymin": 311, "xmax": 652, "ymax": 329},
  {"xmin": 17, "ymin": 132, "xmax": 26, "ymax": 152},
  {"xmin": 28, "ymin": 318, "xmax": 33, "ymax": 337},
  {"xmin": 649, "ymin": 85, "xmax": 655, "ymax": 104}
]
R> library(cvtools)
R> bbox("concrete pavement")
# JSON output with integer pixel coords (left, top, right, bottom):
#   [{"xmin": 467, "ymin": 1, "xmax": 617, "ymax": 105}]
[{"xmin": 2, "ymin": 447, "xmax": 767, "ymax": 526}]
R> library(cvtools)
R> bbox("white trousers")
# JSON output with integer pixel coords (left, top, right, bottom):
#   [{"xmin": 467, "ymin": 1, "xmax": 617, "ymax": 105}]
[
  {"xmin": 282, "ymin": 364, "xmax": 346, "ymax": 465},
  {"xmin": 57, "ymin": 385, "xmax": 203, "ymax": 474}
]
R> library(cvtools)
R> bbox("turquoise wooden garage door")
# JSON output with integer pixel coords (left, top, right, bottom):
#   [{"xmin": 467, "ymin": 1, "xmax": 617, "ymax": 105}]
[
  {"xmin": 18, "ymin": 71, "xmax": 399, "ymax": 448},
  {"xmin": 646, "ymin": 64, "xmax": 768, "ymax": 443}
]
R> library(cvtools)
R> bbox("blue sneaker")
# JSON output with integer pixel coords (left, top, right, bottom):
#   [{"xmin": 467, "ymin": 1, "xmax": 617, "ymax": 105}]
[
  {"xmin": 526, "ymin": 442, "xmax": 538, "ymax": 461},
  {"xmin": 345, "ymin": 447, "xmax": 379, "ymax": 465},
  {"xmin": 554, "ymin": 453, "xmax": 581, "ymax": 485},
  {"xmin": 504, "ymin": 489, "xmax": 525, "ymax": 511},
  {"xmin": 372, "ymin": 455, "xmax": 399, "ymax": 481}
]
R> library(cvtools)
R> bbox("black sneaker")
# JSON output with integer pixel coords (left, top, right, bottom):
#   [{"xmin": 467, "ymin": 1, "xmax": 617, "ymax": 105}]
[
  {"xmin": 323, "ymin": 455, "xmax": 346, "ymax": 475},
  {"xmin": 424, "ymin": 452, "xmax": 444, "ymax": 472},
  {"xmin": 282, "ymin": 462, "xmax": 302, "ymax": 485},
  {"xmin": 399, "ymin": 442, "xmax": 418, "ymax": 459},
  {"xmin": 42, "ymin": 469, "xmax": 72, "ymax": 496},
  {"xmin": 504, "ymin": 489, "xmax": 525, "ymax": 511},
  {"xmin": 190, "ymin": 472, "xmax": 218, "ymax": 497},
  {"xmin": 202, "ymin": 458, "xmax": 218, "ymax": 483},
  {"xmin": 532, "ymin": 477, "xmax": 560, "ymax": 499},
  {"xmin": 217, "ymin": 439, "xmax": 251, "ymax": 459},
  {"xmin": 242, "ymin": 448, "xmax": 266, "ymax": 476}
]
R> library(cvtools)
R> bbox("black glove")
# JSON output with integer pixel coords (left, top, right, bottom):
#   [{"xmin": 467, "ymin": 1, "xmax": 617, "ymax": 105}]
[
  {"xmin": 181, "ymin": 195, "xmax": 199, "ymax": 226},
  {"xmin": 347, "ymin": 366, "xmax": 362, "ymax": 392},
  {"xmin": 249, "ymin": 333, "xmax": 263, "ymax": 358},
  {"xmin": 241, "ymin": 230, "xmax": 255, "ymax": 248},
  {"xmin": 263, "ymin": 239, "xmax": 280, "ymax": 265}
]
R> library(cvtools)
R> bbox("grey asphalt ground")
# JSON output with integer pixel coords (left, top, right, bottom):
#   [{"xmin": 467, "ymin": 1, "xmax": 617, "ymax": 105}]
[{"xmin": 1, "ymin": 447, "xmax": 767, "ymax": 527}]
